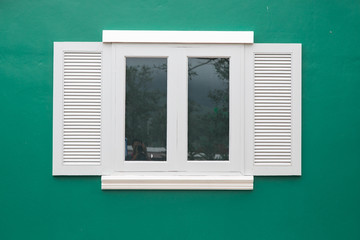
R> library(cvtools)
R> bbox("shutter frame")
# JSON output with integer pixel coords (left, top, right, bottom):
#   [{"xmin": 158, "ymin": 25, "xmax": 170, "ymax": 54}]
[
  {"xmin": 53, "ymin": 42, "xmax": 106, "ymax": 175},
  {"xmin": 245, "ymin": 44, "xmax": 302, "ymax": 176}
]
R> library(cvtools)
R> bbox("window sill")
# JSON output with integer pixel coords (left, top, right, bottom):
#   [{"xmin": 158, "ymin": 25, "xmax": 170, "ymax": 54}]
[{"xmin": 101, "ymin": 175, "xmax": 253, "ymax": 190}]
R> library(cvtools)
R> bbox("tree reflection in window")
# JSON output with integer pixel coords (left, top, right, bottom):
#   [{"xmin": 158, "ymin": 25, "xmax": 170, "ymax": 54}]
[
  {"xmin": 188, "ymin": 58, "xmax": 229, "ymax": 161},
  {"xmin": 125, "ymin": 58, "xmax": 167, "ymax": 161}
]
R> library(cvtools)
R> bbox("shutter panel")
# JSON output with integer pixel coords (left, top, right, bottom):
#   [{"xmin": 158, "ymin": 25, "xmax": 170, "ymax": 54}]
[
  {"xmin": 245, "ymin": 44, "xmax": 301, "ymax": 175},
  {"xmin": 53, "ymin": 42, "xmax": 105, "ymax": 175}
]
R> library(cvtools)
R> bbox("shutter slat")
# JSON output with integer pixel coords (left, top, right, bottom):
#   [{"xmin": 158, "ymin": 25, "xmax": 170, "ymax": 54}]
[
  {"xmin": 254, "ymin": 52, "xmax": 293, "ymax": 167},
  {"xmin": 62, "ymin": 51, "xmax": 102, "ymax": 166}
]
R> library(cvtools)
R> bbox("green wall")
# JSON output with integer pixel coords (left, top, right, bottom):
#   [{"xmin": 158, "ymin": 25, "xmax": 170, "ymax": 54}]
[{"xmin": 1, "ymin": 0, "xmax": 359, "ymax": 239}]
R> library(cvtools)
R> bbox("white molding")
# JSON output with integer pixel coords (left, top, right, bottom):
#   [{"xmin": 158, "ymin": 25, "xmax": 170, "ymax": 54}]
[
  {"xmin": 101, "ymin": 175, "xmax": 254, "ymax": 190},
  {"xmin": 102, "ymin": 30, "xmax": 254, "ymax": 44}
]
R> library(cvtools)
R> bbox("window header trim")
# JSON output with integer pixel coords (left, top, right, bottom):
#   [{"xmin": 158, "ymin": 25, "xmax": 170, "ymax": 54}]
[{"xmin": 102, "ymin": 30, "xmax": 254, "ymax": 44}]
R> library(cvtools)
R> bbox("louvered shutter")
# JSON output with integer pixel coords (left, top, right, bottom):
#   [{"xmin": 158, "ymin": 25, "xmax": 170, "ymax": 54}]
[
  {"xmin": 53, "ymin": 42, "xmax": 106, "ymax": 175},
  {"xmin": 245, "ymin": 44, "xmax": 301, "ymax": 175}
]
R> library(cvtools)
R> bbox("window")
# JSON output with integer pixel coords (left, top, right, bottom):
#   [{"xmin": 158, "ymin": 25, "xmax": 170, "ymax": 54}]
[{"xmin": 53, "ymin": 31, "xmax": 301, "ymax": 190}]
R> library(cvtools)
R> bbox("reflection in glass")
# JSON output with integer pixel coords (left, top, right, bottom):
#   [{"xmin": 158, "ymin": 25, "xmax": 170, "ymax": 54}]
[
  {"xmin": 188, "ymin": 58, "xmax": 229, "ymax": 161},
  {"xmin": 125, "ymin": 58, "xmax": 167, "ymax": 161}
]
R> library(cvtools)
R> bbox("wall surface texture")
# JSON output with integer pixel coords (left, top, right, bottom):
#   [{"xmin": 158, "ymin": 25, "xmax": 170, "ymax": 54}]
[{"xmin": 1, "ymin": 0, "xmax": 359, "ymax": 239}]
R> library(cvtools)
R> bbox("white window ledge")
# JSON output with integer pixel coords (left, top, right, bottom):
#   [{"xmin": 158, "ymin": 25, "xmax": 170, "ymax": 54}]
[
  {"xmin": 102, "ymin": 30, "xmax": 254, "ymax": 44},
  {"xmin": 101, "ymin": 175, "xmax": 253, "ymax": 190}
]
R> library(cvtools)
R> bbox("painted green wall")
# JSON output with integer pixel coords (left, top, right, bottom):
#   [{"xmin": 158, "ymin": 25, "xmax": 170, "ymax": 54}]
[{"xmin": 1, "ymin": 0, "xmax": 359, "ymax": 239}]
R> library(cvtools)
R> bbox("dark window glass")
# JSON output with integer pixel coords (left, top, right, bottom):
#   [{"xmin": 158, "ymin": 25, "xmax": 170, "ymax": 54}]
[
  {"xmin": 125, "ymin": 58, "xmax": 167, "ymax": 161},
  {"xmin": 188, "ymin": 58, "xmax": 229, "ymax": 161}
]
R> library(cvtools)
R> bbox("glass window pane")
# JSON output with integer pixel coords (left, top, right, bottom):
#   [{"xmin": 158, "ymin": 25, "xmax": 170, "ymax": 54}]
[
  {"xmin": 188, "ymin": 58, "xmax": 229, "ymax": 161},
  {"xmin": 125, "ymin": 58, "xmax": 167, "ymax": 161}
]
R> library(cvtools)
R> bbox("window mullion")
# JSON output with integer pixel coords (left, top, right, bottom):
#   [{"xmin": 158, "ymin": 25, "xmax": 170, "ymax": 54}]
[{"xmin": 172, "ymin": 51, "xmax": 188, "ymax": 171}]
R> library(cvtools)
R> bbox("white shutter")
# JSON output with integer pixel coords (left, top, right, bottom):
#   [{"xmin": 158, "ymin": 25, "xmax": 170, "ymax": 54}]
[
  {"xmin": 53, "ymin": 42, "xmax": 105, "ymax": 175},
  {"xmin": 245, "ymin": 44, "xmax": 301, "ymax": 175}
]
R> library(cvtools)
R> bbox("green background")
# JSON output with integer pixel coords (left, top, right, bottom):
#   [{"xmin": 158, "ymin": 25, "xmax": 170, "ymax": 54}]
[{"xmin": 1, "ymin": 0, "xmax": 359, "ymax": 239}]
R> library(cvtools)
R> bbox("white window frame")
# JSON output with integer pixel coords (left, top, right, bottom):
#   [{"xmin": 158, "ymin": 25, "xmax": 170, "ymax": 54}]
[
  {"xmin": 110, "ymin": 43, "xmax": 244, "ymax": 173},
  {"xmin": 100, "ymin": 31, "xmax": 255, "ymax": 189}
]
